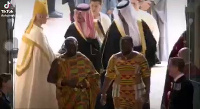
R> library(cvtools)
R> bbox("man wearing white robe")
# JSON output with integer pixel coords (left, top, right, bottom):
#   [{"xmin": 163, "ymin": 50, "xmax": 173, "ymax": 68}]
[
  {"xmin": 138, "ymin": 0, "xmax": 161, "ymax": 64},
  {"xmin": 138, "ymin": 9, "xmax": 160, "ymax": 45},
  {"xmin": 129, "ymin": 0, "xmax": 159, "ymax": 46},
  {"xmin": 15, "ymin": 0, "xmax": 58, "ymax": 108},
  {"xmin": 90, "ymin": 0, "xmax": 111, "ymax": 44},
  {"xmin": 95, "ymin": 12, "xmax": 111, "ymax": 44}
]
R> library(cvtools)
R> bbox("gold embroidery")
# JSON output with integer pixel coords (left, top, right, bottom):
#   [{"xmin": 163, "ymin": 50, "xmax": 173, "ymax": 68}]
[
  {"xmin": 74, "ymin": 22, "xmax": 87, "ymax": 40},
  {"xmin": 114, "ymin": 20, "xmax": 126, "ymax": 37},
  {"xmin": 137, "ymin": 21, "xmax": 146, "ymax": 55},
  {"xmin": 16, "ymin": 35, "xmax": 34, "ymax": 76},
  {"xmin": 94, "ymin": 20, "xmax": 103, "ymax": 37},
  {"xmin": 16, "ymin": 36, "xmax": 51, "ymax": 76}
]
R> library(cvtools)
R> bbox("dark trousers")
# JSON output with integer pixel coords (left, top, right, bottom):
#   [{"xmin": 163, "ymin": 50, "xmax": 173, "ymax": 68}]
[
  {"xmin": 62, "ymin": 0, "xmax": 75, "ymax": 22},
  {"xmin": 95, "ymin": 72, "xmax": 114, "ymax": 109},
  {"xmin": 47, "ymin": 0, "xmax": 55, "ymax": 13},
  {"xmin": 68, "ymin": 0, "xmax": 75, "ymax": 22}
]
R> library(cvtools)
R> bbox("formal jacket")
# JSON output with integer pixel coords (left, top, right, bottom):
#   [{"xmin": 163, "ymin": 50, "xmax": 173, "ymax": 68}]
[
  {"xmin": 162, "ymin": 31, "xmax": 187, "ymax": 108},
  {"xmin": 0, "ymin": 90, "xmax": 11, "ymax": 109},
  {"xmin": 169, "ymin": 75, "xmax": 193, "ymax": 109},
  {"xmin": 59, "ymin": 23, "xmax": 102, "ymax": 72}
]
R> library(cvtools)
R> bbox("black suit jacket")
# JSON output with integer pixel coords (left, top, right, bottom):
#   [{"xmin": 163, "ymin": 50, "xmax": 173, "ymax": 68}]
[
  {"xmin": 0, "ymin": 91, "xmax": 11, "ymax": 109},
  {"xmin": 169, "ymin": 75, "xmax": 193, "ymax": 109}
]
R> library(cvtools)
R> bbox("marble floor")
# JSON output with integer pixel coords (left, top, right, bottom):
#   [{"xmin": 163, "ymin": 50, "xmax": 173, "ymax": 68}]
[{"xmin": 14, "ymin": 0, "xmax": 167, "ymax": 108}]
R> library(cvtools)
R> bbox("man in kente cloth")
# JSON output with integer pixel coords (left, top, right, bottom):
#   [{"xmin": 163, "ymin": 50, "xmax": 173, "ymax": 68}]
[
  {"xmin": 161, "ymin": 31, "xmax": 187, "ymax": 109},
  {"xmin": 101, "ymin": 0, "xmax": 156, "ymax": 109},
  {"xmin": 101, "ymin": 36, "xmax": 151, "ymax": 109},
  {"xmin": 48, "ymin": 37, "xmax": 100, "ymax": 109},
  {"xmin": 59, "ymin": 3, "xmax": 102, "ymax": 73}
]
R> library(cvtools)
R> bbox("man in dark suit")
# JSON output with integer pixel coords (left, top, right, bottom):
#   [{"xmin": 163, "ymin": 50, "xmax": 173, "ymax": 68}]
[{"xmin": 168, "ymin": 57, "xmax": 194, "ymax": 109}]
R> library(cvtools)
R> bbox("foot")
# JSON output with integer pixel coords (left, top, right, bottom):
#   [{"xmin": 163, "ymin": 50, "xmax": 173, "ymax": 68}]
[
  {"xmin": 156, "ymin": 61, "xmax": 161, "ymax": 64},
  {"xmin": 49, "ymin": 11, "xmax": 63, "ymax": 18},
  {"xmin": 56, "ymin": 11, "xmax": 63, "ymax": 15}
]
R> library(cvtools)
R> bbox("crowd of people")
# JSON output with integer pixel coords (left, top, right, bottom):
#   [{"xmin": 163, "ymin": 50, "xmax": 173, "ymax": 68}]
[{"xmin": 0, "ymin": 0, "xmax": 198, "ymax": 109}]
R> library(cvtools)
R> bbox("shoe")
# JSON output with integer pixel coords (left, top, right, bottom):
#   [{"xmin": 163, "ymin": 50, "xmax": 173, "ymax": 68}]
[
  {"xmin": 156, "ymin": 61, "xmax": 161, "ymax": 64},
  {"xmin": 56, "ymin": 11, "xmax": 63, "ymax": 15},
  {"xmin": 49, "ymin": 11, "xmax": 63, "ymax": 18}
]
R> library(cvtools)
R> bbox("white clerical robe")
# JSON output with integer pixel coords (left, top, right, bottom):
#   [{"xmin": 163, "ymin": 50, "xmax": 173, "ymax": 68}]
[
  {"xmin": 15, "ymin": 24, "xmax": 58, "ymax": 108},
  {"xmin": 95, "ymin": 12, "xmax": 111, "ymax": 44},
  {"xmin": 138, "ymin": 10, "xmax": 160, "ymax": 45}
]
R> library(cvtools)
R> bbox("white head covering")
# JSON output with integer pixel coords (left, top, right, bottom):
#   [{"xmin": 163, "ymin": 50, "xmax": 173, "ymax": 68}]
[{"xmin": 113, "ymin": 0, "xmax": 141, "ymax": 46}]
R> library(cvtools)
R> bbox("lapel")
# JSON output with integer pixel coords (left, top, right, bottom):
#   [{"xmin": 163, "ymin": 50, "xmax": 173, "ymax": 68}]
[
  {"xmin": 114, "ymin": 19, "xmax": 126, "ymax": 37},
  {"xmin": 173, "ymin": 76, "xmax": 186, "ymax": 91}
]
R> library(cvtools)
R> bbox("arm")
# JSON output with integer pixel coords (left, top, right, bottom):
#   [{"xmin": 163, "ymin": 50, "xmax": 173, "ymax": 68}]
[
  {"xmin": 84, "ymin": 57, "xmax": 100, "ymax": 88},
  {"xmin": 82, "ymin": 57, "xmax": 100, "ymax": 109},
  {"xmin": 47, "ymin": 59, "xmax": 59, "ymax": 84},
  {"xmin": 140, "ymin": 55, "xmax": 151, "ymax": 100},
  {"xmin": 101, "ymin": 55, "xmax": 116, "ymax": 94}
]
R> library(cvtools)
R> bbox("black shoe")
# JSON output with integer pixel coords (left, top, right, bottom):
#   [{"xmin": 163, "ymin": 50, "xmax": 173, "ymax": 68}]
[
  {"xmin": 155, "ymin": 54, "xmax": 161, "ymax": 64},
  {"xmin": 56, "ymin": 11, "xmax": 63, "ymax": 15},
  {"xmin": 156, "ymin": 61, "xmax": 161, "ymax": 64},
  {"xmin": 49, "ymin": 11, "xmax": 63, "ymax": 18}
]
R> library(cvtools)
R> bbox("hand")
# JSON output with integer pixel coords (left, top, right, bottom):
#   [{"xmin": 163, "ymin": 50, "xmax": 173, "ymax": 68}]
[
  {"xmin": 107, "ymin": 10, "xmax": 113, "ymax": 15},
  {"xmin": 143, "ymin": 102, "xmax": 150, "ymax": 109},
  {"xmin": 143, "ymin": 93, "xmax": 150, "ymax": 109},
  {"xmin": 55, "ymin": 53, "xmax": 61, "ymax": 57},
  {"xmin": 100, "ymin": 94, "xmax": 107, "ymax": 106},
  {"xmin": 77, "ymin": 79, "xmax": 90, "ymax": 88},
  {"xmin": 143, "ymin": 93, "xmax": 149, "ymax": 103}
]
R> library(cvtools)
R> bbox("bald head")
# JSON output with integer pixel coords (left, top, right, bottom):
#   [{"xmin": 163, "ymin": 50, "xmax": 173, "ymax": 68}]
[{"xmin": 178, "ymin": 47, "xmax": 190, "ymax": 63}]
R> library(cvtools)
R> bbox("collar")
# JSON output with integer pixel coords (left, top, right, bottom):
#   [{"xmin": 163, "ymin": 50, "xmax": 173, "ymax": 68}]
[
  {"xmin": 174, "ymin": 73, "xmax": 184, "ymax": 82},
  {"xmin": 33, "ymin": 24, "xmax": 43, "ymax": 32}
]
